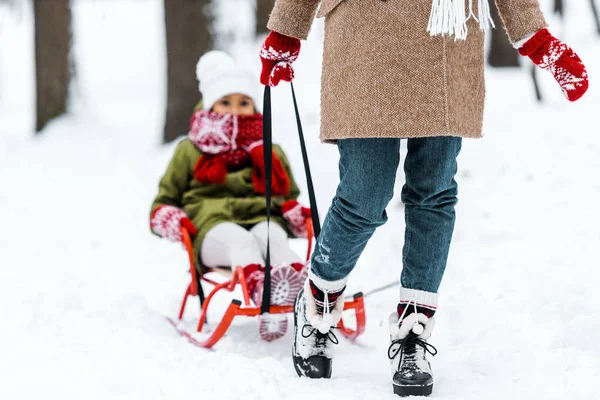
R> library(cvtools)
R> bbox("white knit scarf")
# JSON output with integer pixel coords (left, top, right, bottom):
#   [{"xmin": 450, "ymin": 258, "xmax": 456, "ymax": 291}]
[{"xmin": 427, "ymin": 0, "xmax": 495, "ymax": 40}]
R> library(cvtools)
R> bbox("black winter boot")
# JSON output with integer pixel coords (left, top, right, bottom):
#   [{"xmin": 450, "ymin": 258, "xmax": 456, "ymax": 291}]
[
  {"xmin": 388, "ymin": 301, "xmax": 438, "ymax": 396},
  {"xmin": 292, "ymin": 279, "xmax": 345, "ymax": 379}
]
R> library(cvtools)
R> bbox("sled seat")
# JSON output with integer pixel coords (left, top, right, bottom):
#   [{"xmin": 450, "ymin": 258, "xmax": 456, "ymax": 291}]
[{"xmin": 170, "ymin": 223, "xmax": 366, "ymax": 348}]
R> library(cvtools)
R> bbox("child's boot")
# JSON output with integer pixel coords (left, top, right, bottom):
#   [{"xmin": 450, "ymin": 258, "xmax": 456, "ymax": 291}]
[
  {"xmin": 292, "ymin": 277, "xmax": 345, "ymax": 378},
  {"xmin": 254, "ymin": 263, "xmax": 304, "ymax": 341},
  {"xmin": 388, "ymin": 291, "xmax": 438, "ymax": 397}
]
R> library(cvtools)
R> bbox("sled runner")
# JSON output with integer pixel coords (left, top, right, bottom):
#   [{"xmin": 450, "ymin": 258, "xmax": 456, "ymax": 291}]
[{"xmin": 167, "ymin": 84, "xmax": 366, "ymax": 348}]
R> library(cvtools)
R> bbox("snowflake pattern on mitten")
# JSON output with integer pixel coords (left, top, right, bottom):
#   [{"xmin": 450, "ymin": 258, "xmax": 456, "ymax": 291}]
[
  {"xmin": 282, "ymin": 200, "xmax": 310, "ymax": 238},
  {"xmin": 259, "ymin": 31, "xmax": 301, "ymax": 87},
  {"xmin": 520, "ymin": 29, "xmax": 588, "ymax": 102},
  {"xmin": 150, "ymin": 205, "xmax": 191, "ymax": 243},
  {"xmin": 546, "ymin": 44, "xmax": 587, "ymax": 101},
  {"xmin": 268, "ymin": 61, "xmax": 296, "ymax": 87}
]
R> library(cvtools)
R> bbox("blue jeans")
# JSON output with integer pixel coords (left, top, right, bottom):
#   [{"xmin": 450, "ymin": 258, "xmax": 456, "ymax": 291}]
[{"xmin": 311, "ymin": 137, "xmax": 462, "ymax": 293}]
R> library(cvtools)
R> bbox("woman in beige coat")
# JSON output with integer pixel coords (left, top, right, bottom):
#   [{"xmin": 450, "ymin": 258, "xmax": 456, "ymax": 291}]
[{"xmin": 259, "ymin": 0, "xmax": 588, "ymax": 395}]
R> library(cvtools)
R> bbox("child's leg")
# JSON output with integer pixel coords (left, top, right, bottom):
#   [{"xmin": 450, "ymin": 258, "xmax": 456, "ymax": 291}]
[
  {"xmin": 249, "ymin": 222, "xmax": 302, "ymax": 341},
  {"xmin": 250, "ymin": 221, "xmax": 303, "ymax": 265},
  {"xmin": 400, "ymin": 137, "xmax": 462, "ymax": 294},
  {"xmin": 310, "ymin": 138, "xmax": 401, "ymax": 289},
  {"xmin": 200, "ymin": 222, "xmax": 264, "ymax": 268},
  {"xmin": 250, "ymin": 220, "xmax": 305, "ymax": 305}
]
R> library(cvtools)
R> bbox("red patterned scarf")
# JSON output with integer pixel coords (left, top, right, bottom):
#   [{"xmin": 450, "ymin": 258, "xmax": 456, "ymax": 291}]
[{"xmin": 188, "ymin": 110, "xmax": 290, "ymax": 196}]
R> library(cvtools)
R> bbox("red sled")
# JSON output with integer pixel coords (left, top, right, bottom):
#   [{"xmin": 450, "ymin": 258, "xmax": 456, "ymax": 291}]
[{"xmin": 167, "ymin": 223, "xmax": 366, "ymax": 349}]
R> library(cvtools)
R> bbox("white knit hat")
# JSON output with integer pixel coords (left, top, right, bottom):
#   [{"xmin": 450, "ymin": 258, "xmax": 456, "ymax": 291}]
[{"xmin": 196, "ymin": 51, "xmax": 262, "ymax": 112}]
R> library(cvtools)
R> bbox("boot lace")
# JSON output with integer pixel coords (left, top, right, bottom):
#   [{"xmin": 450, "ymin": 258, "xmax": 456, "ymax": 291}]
[
  {"xmin": 388, "ymin": 333, "xmax": 437, "ymax": 366},
  {"xmin": 301, "ymin": 324, "xmax": 339, "ymax": 346}
]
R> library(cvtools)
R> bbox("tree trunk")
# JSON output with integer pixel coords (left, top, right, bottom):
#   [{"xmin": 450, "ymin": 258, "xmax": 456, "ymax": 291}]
[
  {"xmin": 487, "ymin": 2, "xmax": 520, "ymax": 67},
  {"xmin": 164, "ymin": 0, "xmax": 212, "ymax": 143},
  {"xmin": 34, "ymin": 0, "xmax": 70, "ymax": 133},
  {"xmin": 554, "ymin": 0, "xmax": 564, "ymax": 18},
  {"xmin": 591, "ymin": 0, "xmax": 600, "ymax": 35},
  {"xmin": 256, "ymin": 0, "xmax": 274, "ymax": 35},
  {"xmin": 531, "ymin": 65, "xmax": 542, "ymax": 102}
]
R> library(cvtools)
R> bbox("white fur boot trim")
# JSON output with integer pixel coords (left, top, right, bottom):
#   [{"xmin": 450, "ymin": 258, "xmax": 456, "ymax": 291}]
[
  {"xmin": 304, "ymin": 280, "xmax": 344, "ymax": 334},
  {"xmin": 389, "ymin": 312, "xmax": 436, "ymax": 341}
]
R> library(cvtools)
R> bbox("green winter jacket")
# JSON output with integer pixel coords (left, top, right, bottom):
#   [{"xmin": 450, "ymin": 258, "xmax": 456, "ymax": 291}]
[{"xmin": 150, "ymin": 138, "xmax": 300, "ymax": 272}]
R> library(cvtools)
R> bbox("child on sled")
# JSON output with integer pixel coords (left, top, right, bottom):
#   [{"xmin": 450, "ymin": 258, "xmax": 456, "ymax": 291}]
[{"xmin": 150, "ymin": 51, "xmax": 310, "ymax": 341}]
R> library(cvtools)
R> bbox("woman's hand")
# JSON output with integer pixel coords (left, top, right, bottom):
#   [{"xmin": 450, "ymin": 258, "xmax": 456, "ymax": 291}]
[
  {"xmin": 259, "ymin": 31, "xmax": 301, "ymax": 87},
  {"xmin": 519, "ymin": 29, "xmax": 588, "ymax": 102}
]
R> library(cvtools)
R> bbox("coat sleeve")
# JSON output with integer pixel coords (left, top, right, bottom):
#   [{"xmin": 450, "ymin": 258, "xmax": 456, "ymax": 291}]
[
  {"xmin": 150, "ymin": 140, "xmax": 193, "ymax": 216},
  {"xmin": 267, "ymin": 0, "xmax": 321, "ymax": 40},
  {"xmin": 494, "ymin": 0, "xmax": 547, "ymax": 44}
]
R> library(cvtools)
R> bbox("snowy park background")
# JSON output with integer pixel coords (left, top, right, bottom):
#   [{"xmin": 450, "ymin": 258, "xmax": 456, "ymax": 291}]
[{"xmin": 1, "ymin": 1, "xmax": 599, "ymax": 399}]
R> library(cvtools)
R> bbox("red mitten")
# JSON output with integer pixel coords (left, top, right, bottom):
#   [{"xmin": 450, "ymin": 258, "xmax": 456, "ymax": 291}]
[
  {"xmin": 247, "ymin": 142, "xmax": 290, "ymax": 196},
  {"xmin": 242, "ymin": 263, "xmax": 265, "ymax": 298},
  {"xmin": 282, "ymin": 200, "xmax": 311, "ymax": 238},
  {"xmin": 259, "ymin": 31, "xmax": 301, "ymax": 87},
  {"xmin": 150, "ymin": 205, "xmax": 197, "ymax": 243},
  {"xmin": 519, "ymin": 29, "xmax": 588, "ymax": 102}
]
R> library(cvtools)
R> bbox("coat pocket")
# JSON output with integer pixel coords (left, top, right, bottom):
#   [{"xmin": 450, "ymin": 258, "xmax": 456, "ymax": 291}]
[{"xmin": 316, "ymin": 0, "xmax": 347, "ymax": 18}]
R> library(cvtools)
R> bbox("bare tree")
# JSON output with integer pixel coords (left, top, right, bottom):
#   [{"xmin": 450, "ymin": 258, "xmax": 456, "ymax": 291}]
[
  {"xmin": 554, "ymin": 0, "xmax": 564, "ymax": 18},
  {"xmin": 34, "ymin": 0, "xmax": 71, "ymax": 133},
  {"xmin": 530, "ymin": 66, "xmax": 542, "ymax": 102},
  {"xmin": 591, "ymin": 0, "xmax": 600, "ymax": 35},
  {"xmin": 488, "ymin": 2, "xmax": 519, "ymax": 67},
  {"xmin": 256, "ymin": 0, "xmax": 274, "ymax": 35},
  {"xmin": 164, "ymin": 0, "xmax": 213, "ymax": 143}
]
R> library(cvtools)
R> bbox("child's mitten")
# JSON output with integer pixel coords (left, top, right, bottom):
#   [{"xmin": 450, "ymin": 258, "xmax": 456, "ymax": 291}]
[
  {"xmin": 519, "ymin": 29, "xmax": 588, "ymax": 102},
  {"xmin": 260, "ymin": 31, "xmax": 301, "ymax": 87},
  {"xmin": 282, "ymin": 200, "xmax": 311, "ymax": 238},
  {"xmin": 242, "ymin": 263, "xmax": 265, "ymax": 297},
  {"xmin": 151, "ymin": 205, "xmax": 197, "ymax": 243}
]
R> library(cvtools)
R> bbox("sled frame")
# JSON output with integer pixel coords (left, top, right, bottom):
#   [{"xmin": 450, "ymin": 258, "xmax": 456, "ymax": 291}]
[{"xmin": 171, "ymin": 225, "xmax": 366, "ymax": 348}]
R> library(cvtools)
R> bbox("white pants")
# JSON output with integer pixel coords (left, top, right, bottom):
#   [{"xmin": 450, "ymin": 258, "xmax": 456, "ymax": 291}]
[{"xmin": 200, "ymin": 221, "xmax": 302, "ymax": 268}]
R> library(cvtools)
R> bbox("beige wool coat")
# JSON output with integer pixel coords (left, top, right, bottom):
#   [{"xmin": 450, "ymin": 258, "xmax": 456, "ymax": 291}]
[{"xmin": 268, "ymin": 0, "xmax": 547, "ymax": 141}]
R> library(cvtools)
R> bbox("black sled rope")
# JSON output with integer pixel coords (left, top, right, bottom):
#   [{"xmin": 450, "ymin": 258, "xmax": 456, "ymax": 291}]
[{"xmin": 261, "ymin": 84, "xmax": 321, "ymax": 314}]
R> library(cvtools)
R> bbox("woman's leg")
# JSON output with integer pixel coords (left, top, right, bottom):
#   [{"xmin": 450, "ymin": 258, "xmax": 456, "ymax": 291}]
[
  {"xmin": 400, "ymin": 137, "xmax": 462, "ymax": 294},
  {"xmin": 250, "ymin": 221, "xmax": 303, "ymax": 265},
  {"xmin": 310, "ymin": 138, "xmax": 402, "ymax": 290},
  {"xmin": 388, "ymin": 137, "xmax": 462, "ymax": 396},
  {"xmin": 293, "ymin": 138, "xmax": 402, "ymax": 379},
  {"xmin": 200, "ymin": 222, "xmax": 264, "ymax": 268}
]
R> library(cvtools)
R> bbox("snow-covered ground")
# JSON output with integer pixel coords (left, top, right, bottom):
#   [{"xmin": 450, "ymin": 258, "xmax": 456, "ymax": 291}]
[{"xmin": 1, "ymin": 1, "xmax": 599, "ymax": 399}]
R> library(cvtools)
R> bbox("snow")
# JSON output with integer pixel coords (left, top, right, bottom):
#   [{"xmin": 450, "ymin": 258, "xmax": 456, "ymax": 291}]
[{"xmin": 1, "ymin": 1, "xmax": 599, "ymax": 399}]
